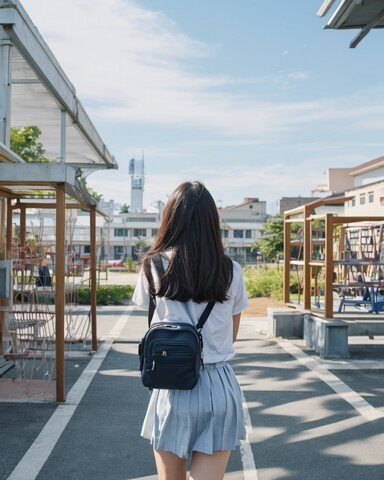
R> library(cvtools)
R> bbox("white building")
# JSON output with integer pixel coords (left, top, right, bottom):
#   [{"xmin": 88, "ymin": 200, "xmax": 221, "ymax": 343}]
[
  {"xmin": 218, "ymin": 197, "xmax": 268, "ymax": 265},
  {"xmin": 313, "ymin": 156, "xmax": 384, "ymax": 217},
  {"xmin": 17, "ymin": 196, "xmax": 269, "ymax": 267}
]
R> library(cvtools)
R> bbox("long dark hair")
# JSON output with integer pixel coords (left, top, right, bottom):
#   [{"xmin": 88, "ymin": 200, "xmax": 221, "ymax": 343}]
[{"xmin": 142, "ymin": 181, "xmax": 233, "ymax": 303}]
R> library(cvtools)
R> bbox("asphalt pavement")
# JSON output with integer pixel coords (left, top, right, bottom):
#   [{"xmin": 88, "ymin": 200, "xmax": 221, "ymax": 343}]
[{"xmin": 1, "ymin": 305, "xmax": 384, "ymax": 480}]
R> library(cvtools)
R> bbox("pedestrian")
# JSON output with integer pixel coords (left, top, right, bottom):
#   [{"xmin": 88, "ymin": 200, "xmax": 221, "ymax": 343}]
[{"xmin": 133, "ymin": 181, "xmax": 248, "ymax": 480}]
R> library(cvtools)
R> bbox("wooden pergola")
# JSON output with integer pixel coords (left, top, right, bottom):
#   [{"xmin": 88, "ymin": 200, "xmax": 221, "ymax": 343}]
[
  {"xmin": 0, "ymin": 2, "xmax": 118, "ymax": 401},
  {"xmin": 284, "ymin": 198, "xmax": 384, "ymax": 318},
  {"xmin": 0, "ymin": 163, "xmax": 101, "ymax": 402}
]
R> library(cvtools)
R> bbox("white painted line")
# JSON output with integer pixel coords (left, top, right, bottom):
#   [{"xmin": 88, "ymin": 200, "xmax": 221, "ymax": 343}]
[
  {"xmin": 7, "ymin": 308, "xmax": 135, "ymax": 480},
  {"xmin": 240, "ymin": 391, "xmax": 259, "ymax": 480},
  {"xmin": 278, "ymin": 339, "xmax": 384, "ymax": 422}
]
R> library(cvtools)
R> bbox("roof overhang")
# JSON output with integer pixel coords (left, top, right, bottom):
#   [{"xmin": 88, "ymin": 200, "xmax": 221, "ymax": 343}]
[
  {"xmin": 317, "ymin": 0, "xmax": 384, "ymax": 47},
  {"xmin": 0, "ymin": 162, "xmax": 97, "ymax": 208}
]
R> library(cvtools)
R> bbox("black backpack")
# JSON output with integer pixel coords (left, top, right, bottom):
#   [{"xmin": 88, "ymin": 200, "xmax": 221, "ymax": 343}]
[{"xmin": 138, "ymin": 255, "xmax": 214, "ymax": 390}]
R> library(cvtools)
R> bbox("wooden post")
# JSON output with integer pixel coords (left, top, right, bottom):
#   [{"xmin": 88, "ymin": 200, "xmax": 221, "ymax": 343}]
[
  {"xmin": 325, "ymin": 214, "xmax": 334, "ymax": 318},
  {"xmin": 56, "ymin": 184, "xmax": 66, "ymax": 402},
  {"xmin": 6, "ymin": 198, "xmax": 12, "ymax": 259},
  {"xmin": 303, "ymin": 206, "xmax": 311, "ymax": 310},
  {"xmin": 283, "ymin": 215, "xmax": 291, "ymax": 303},
  {"xmin": 20, "ymin": 206, "xmax": 26, "ymax": 288},
  {"xmin": 90, "ymin": 205, "xmax": 97, "ymax": 351}
]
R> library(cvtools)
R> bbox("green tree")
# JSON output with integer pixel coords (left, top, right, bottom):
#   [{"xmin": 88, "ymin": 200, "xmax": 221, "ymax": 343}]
[
  {"xmin": 254, "ymin": 214, "xmax": 284, "ymax": 261},
  {"xmin": 10, "ymin": 126, "xmax": 50, "ymax": 163},
  {"xmin": 120, "ymin": 203, "xmax": 130, "ymax": 213}
]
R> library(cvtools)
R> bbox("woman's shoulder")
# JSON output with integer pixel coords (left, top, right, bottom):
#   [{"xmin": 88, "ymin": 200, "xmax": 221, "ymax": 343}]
[{"xmin": 230, "ymin": 259, "xmax": 243, "ymax": 275}]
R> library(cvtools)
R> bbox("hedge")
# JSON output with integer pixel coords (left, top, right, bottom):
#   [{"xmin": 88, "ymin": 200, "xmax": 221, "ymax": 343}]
[{"xmin": 78, "ymin": 285, "xmax": 135, "ymax": 305}]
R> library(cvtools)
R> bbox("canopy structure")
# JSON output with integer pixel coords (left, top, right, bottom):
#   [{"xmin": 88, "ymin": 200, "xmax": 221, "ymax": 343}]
[
  {"xmin": 0, "ymin": 0, "xmax": 118, "ymax": 170},
  {"xmin": 0, "ymin": 1, "xmax": 118, "ymax": 402},
  {"xmin": 318, "ymin": 0, "xmax": 384, "ymax": 47}
]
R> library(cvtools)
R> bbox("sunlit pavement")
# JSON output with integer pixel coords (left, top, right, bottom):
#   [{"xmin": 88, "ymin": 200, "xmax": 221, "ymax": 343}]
[{"xmin": 1, "ymin": 306, "xmax": 383, "ymax": 480}]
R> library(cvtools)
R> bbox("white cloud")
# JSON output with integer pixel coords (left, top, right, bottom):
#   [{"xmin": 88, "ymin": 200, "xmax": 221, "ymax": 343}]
[{"xmin": 20, "ymin": 0, "xmax": 384, "ymax": 141}]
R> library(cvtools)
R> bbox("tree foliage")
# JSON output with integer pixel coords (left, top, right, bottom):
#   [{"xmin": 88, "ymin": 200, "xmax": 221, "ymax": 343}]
[
  {"xmin": 120, "ymin": 203, "xmax": 130, "ymax": 213},
  {"xmin": 255, "ymin": 214, "xmax": 284, "ymax": 261},
  {"xmin": 10, "ymin": 126, "xmax": 50, "ymax": 163}
]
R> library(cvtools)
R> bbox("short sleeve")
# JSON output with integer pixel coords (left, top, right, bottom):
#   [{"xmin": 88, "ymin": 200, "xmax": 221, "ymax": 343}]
[
  {"xmin": 232, "ymin": 262, "xmax": 248, "ymax": 315},
  {"xmin": 132, "ymin": 266, "xmax": 150, "ymax": 308}
]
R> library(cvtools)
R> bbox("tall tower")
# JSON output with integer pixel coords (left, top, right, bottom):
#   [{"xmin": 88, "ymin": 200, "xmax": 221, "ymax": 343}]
[{"xmin": 129, "ymin": 156, "xmax": 144, "ymax": 213}]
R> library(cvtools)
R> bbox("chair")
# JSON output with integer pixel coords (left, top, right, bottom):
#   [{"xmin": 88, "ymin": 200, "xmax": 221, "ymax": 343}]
[{"xmin": 4, "ymin": 310, "xmax": 56, "ymax": 393}]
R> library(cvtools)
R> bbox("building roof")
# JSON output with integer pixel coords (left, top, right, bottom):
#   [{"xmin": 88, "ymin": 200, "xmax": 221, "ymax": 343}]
[
  {"xmin": 349, "ymin": 156, "xmax": 384, "ymax": 176},
  {"xmin": 318, "ymin": 0, "xmax": 384, "ymax": 47}
]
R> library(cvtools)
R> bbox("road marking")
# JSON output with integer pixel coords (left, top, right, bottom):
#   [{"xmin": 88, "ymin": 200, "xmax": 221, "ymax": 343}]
[
  {"xmin": 7, "ymin": 308, "xmax": 134, "ymax": 480},
  {"xmin": 240, "ymin": 391, "xmax": 259, "ymax": 480},
  {"xmin": 278, "ymin": 339, "xmax": 384, "ymax": 422}
]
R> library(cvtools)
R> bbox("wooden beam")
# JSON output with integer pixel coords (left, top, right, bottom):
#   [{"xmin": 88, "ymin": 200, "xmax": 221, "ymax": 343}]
[
  {"xmin": 325, "ymin": 214, "xmax": 334, "ymax": 318},
  {"xmin": 55, "ymin": 183, "xmax": 66, "ymax": 402},
  {"xmin": 283, "ymin": 218, "xmax": 291, "ymax": 303},
  {"xmin": 90, "ymin": 204, "xmax": 97, "ymax": 351},
  {"xmin": 303, "ymin": 206, "xmax": 311, "ymax": 309},
  {"xmin": 6, "ymin": 198, "xmax": 12, "ymax": 259}
]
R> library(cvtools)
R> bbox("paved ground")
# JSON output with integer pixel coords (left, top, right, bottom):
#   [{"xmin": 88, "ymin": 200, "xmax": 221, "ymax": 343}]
[{"xmin": 1, "ymin": 306, "xmax": 384, "ymax": 480}]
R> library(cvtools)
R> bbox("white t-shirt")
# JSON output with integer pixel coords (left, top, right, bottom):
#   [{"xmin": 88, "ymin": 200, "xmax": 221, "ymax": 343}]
[{"xmin": 132, "ymin": 259, "xmax": 248, "ymax": 364}]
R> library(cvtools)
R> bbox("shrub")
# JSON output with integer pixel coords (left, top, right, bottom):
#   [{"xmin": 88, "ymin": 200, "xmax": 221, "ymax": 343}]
[
  {"xmin": 243, "ymin": 266, "xmax": 284, "ymax": 300},
  {"xmin": 78, "ymin": 284, "xmax": 134, "ymax": 305}
]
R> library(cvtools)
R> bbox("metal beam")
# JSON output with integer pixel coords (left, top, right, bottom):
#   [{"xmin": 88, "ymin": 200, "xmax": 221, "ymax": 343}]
[
  {"xmin": 0, "ymin": 26, "xmax": 12, "ymax": 146},
  {"xmin": 317, "ymin": 0, "xmax": 336, "ymax": 17},
  {"xmin": 350, "ymin": 8, "xmax": 384, "ymax": 47}
]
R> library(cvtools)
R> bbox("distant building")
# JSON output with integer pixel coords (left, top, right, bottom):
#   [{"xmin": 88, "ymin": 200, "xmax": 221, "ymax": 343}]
[
  {"xmin": 218, "ymin": 198, "xmax": 268, "ymax": 265},
  {"xmin": 344, "ymin": 156, "xmax": 384, "ymax": 216},
  {"xmin": 311, "ymin": 168, "xmax": 354, "ymax": 196},
  {"xmin": 278, "ymin": 197, "xmax": 321, "ymax": 214},
  {"xmin": 15, "ymin": 196, "xmax": 270, "ymax": 267},
  {"xmin": 129, "ymin": 157, "xmax": 144, "ymax": 213},
  {"xmin": 310, "ymin": 156, "xmax": 384, "ymax": 217}
]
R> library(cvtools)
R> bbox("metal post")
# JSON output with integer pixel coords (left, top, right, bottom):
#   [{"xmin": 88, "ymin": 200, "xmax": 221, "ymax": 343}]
[
  {"xmin": 56, "ymin": 184, "xmax": 66, "ymax": 402},
  {"xmin": 60, "ymin": 110, "xmax": 66, "ymax": 162},
  {"xmin": 0, "ymin": 27, "xmax": 12, "ymax": 146},
  {"xmin": 90, "ymin": 205, "xmax": 97, "ymax": 351}
]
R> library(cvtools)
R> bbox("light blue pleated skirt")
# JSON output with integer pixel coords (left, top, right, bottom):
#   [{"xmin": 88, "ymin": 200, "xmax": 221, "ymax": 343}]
[{"xmin": 140, "ymin": 361, "xmax": 246, "ymax": 459}]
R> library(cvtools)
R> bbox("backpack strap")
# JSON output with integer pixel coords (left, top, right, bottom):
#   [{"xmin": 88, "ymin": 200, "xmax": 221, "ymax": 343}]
[
  {"xmin": 196, "ymin": 302, "xmax": 215, "ymax": 331},
  {"xmin": 147, "ymin": 254, "xmax": 215, "ymax": 329},
  {"xmin": 147, "ymin": 254, "xmax": 165, "ymax": 327}
]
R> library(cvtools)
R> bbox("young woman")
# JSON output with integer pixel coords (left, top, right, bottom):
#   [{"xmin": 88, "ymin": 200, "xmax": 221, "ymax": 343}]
[{"xmin": 133, "ymin": 181, "xmax": 248, "ymax": 480}]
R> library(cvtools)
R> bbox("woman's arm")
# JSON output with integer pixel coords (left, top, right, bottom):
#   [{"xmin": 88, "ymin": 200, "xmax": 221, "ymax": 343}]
[{"xmin": 233, "ymin": 313, "xmax": 241, "ymax": 343}]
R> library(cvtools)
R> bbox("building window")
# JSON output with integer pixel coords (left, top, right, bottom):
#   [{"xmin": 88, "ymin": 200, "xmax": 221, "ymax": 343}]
[
  {"xmin": 114, "ymin": 246, "xmax": 124, "ymax": 257},
  {"xmin": 221, "ymin": 229, "xmax": 229, "ymax": 238},
  {"xmin": 368, "ymin": 191, "xmax": 374, "ymax": 203},
  {"xmin": 360, "ymin": 194, "xmax": 366, "ymax": 205},
  {"xmin": 134, "ymin": 228, "xmax": 146, "ymax": 237},
  {"xmin": 234, "ymin": 230, "xmax": 243, "ymax": 239},
  {"xmin": 245, "ymin": 230, "xmax": 252, "ymax": 239},
  {"xmin": 151, "ymin": 229, "xmax": 158, "ymax": 237},
  {"xmin": 351, "ymin": 197, "xmax": 356, "ymax": 207},
  {"xmin": 84, "ymin": 245, "xmax": 90, "ymax": 254},
  {"xmin": 114, "ymin": 228, "xmax": 128, "ymax": 237}
]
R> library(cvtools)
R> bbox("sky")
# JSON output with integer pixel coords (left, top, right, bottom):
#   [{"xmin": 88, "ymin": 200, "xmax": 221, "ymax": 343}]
[{"xmin": 20, "ymin": 0, "xmax": 384, "ymax": 213}]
